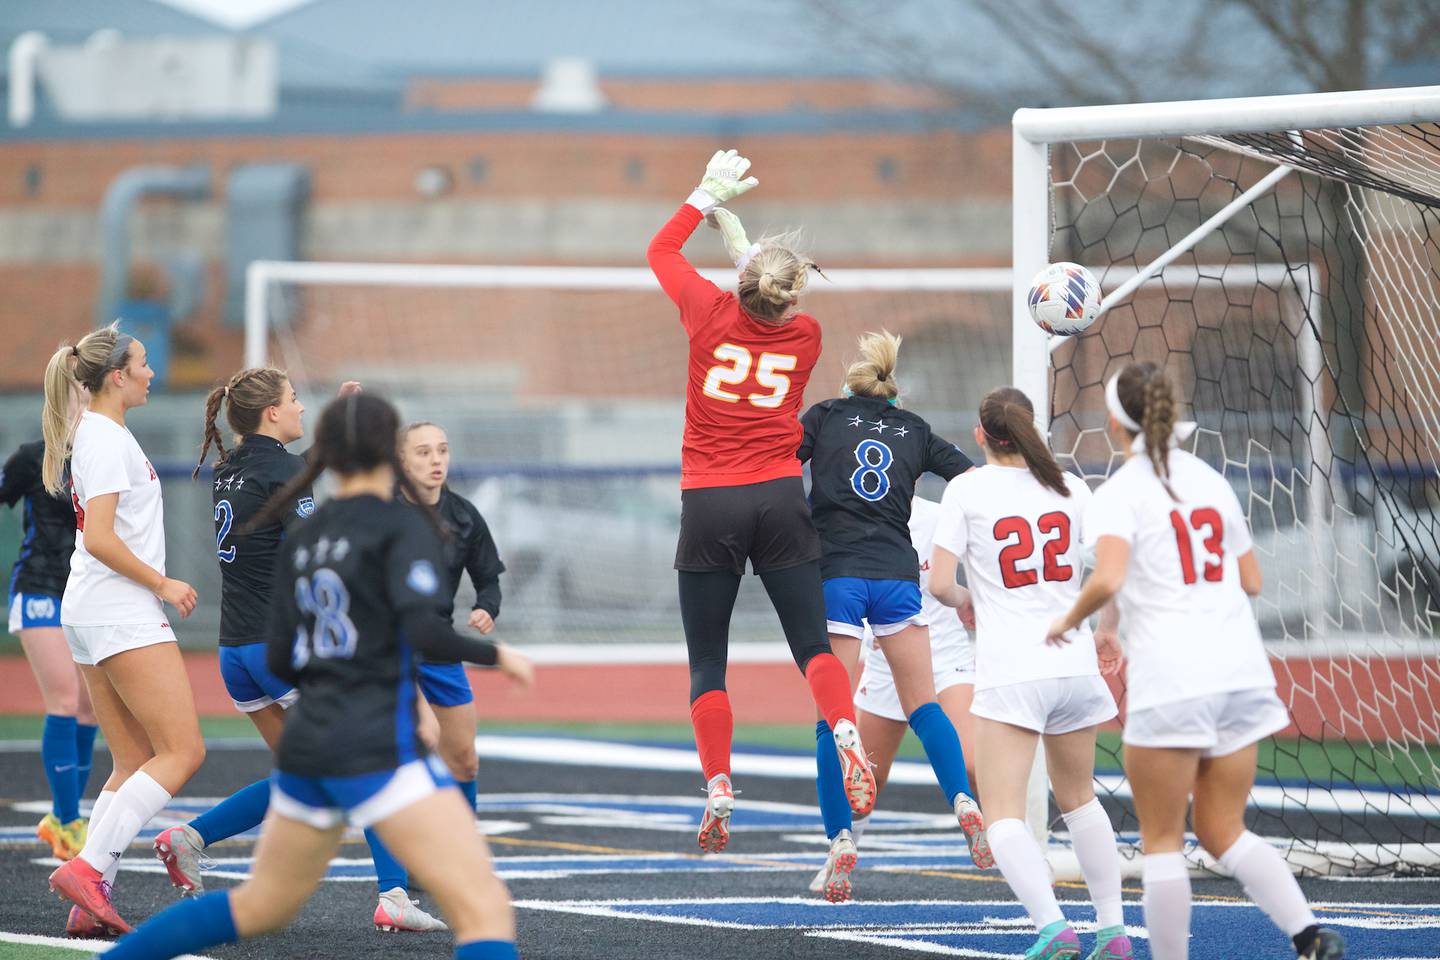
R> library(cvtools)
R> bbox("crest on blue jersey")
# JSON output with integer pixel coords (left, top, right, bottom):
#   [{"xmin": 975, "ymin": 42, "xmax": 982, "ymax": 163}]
[
  {"xmin": 406, "ymin": 559, "xmax": 439, "ymax": 595},
  {"xmin": 296, "ymin": 497, "xmax": 316, "ymax": 518}
]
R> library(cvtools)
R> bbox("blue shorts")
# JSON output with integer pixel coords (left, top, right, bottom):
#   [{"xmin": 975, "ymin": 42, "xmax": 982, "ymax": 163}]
[
  {"xmin": 417, "ymin": 661, "xmax": 474, "ymax": 707},
  {"xmin": 8, "ymin": 592, "xmax": 61, "ymax": 632},
  {"xmin": 271, "ymin": 756, "xmax": 455, "ymax": 830},
  {"xmin": 219, "ymin": 642, "xmax": 299, "ymax": 713},
  {"xmin": 823, "ymin": 577, "xmax": 924, "ymax": 640}
]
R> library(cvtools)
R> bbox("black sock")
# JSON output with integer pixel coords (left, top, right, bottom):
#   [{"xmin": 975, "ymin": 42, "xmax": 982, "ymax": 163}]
[{"xmin": 1292, "ymin": 924, "xmax": 1320, "ymax": 956}]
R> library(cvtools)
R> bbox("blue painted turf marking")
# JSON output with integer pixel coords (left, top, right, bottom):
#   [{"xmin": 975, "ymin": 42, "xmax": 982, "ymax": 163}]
[{"xmin": 509, "ymin": 898, "xmax": 1440, "ymax": 959}]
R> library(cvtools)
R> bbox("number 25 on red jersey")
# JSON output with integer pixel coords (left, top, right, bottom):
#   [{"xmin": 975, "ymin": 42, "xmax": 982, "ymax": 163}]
[{"xmin": 702, "ymin": 343, "xmax": 797, "ymax": 409}]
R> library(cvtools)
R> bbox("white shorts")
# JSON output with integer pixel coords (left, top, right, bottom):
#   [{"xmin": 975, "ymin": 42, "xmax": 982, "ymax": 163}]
[
  {"xmin": 1124, "ymin": 686, "xmax": 1290, "ymax": 757},
  {"xmin": 854, "ymin": 625, "xmax": 976, "ymax": 723},
  {"xmin": 62, "ymin": 621, "xmax": 177, "ymax": 666},
  {"xmin": 971, "ymin": 675, "xmax": 1118, "ymax": 736}
]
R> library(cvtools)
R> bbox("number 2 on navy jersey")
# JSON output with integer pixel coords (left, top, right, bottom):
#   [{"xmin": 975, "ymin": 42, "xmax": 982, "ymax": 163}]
[
  {"xmin": 214, "ymin": 499, "xmax": 236, "ymax": 563},
  {"xmin": 702, "ymin": 344, "xmax": 796, "ymax": 408},
  {"xmin": 290, "ymin": 568, "xmax": 358, "ymax": 669},
  {"xmin": 993, "ymin": 512, "xmax": 1073, "ymax": 587}
]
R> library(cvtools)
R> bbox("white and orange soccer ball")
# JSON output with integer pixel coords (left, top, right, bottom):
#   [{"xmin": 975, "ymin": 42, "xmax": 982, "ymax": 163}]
[{"xmin": 1027, "ymin": 262, "xmax": 1101, "ymax": 336}]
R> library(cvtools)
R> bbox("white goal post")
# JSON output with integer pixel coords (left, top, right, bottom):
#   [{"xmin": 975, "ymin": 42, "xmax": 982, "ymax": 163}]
[
  {"xmin": 1011, "ymin": 85, "xmax": 1440, "ymax": 878},
  {"xmin": 1011, "ymin": 84, "xmax": 1440, "ymax": 420}
]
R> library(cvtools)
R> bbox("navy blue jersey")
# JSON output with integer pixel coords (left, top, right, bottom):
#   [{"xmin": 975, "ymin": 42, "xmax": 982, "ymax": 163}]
[
  {"xmin": 1, "ymin": 440, "xmax": 75, "ymax": 600},
  {"xmin": 433, "ymin": 486, "xmax": 504, "ymax": 622},
  {"xmin": 212, "ymin": 436, "xmax": 314, "ymax": 646},
  {"xmin": 799, "ymin": 396, "xmax": 973, "ymax": 582},
  {"xmin": 267, "ymin": 495, "xmax": 445, "ymax": 778}
]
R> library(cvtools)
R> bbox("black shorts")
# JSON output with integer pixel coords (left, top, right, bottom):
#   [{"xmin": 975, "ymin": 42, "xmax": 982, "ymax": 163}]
[{"xmin": 675, "ymin": 476, "xmax": 822, "ymax": 575}]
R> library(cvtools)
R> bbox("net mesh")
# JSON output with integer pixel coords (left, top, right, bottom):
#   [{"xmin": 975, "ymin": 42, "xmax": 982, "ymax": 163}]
[
  {"xmin": 1045, "ymin": 122, "xmax": 1440, "ymax": 875},
  {"xmin": 253, "ymin": 271, "xmax": 1012, "ymax": 647}
]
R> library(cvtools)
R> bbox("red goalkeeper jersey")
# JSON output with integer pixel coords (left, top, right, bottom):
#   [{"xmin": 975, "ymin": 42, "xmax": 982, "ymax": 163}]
[{"xmin": 648, "ymin": 204, "xmax": 822, "ymax": 490}]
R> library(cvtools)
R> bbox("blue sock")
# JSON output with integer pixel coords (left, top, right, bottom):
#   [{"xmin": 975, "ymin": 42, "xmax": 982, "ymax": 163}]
[
  {"xmin": 41, "ymin": 715, "xmax": 80, "ymax": 822},
  {"xmin": 75, "ymin": 723, "xmax": 98, "ymax": 800},
  {"xmin": 455, "ymin": 940, "xmax": 519, "ymax": 960},
  {"xmin": 458, "ymin": 778, "xmax": 477, "ymax": 813},
  {"xmin": 814, "ymin": 720, "xmax": 852, "ymax": 840},
  {"xmin": 104, "ymin": 889, "xmax": 238, "ymax": 960},
  {"xmin": 365, "ymin": 827, "xmax": 408, "ymax": 893},
  {"xmin": 908, "ymin": 701, "xmax": 969, "ymax": 806},
  {"xmin": 190, "ymin": 778, "xmax": 271, "ymax": 848}
]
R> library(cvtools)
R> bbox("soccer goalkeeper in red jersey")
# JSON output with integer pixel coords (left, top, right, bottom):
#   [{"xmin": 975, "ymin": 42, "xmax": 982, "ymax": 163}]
[{"xmin": 647, "ymin": 149, "xmax": 876, "ymax": 854}]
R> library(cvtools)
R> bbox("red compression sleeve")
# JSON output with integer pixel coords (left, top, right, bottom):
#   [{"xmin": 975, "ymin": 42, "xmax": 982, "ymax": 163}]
[{"xmin": 689, "ymin": 689, "xmax": 734, "ymax": 781}]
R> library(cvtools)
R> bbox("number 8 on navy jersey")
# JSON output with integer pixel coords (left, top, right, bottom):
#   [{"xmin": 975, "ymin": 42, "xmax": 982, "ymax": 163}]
[{"xmin": 850, "ymin": 439, "xmax": 893, "ymax": 501}]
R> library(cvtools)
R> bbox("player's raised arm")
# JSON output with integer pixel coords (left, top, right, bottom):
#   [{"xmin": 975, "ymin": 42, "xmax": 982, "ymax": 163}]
[{"xmin": 647, "ymin": 149, "xmax": 758, "ymax": 323}]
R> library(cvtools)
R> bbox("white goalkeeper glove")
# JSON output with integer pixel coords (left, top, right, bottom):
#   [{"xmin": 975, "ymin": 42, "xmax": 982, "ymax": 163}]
[
  {"xmin": 686, "ymin": 149, "xmax": 759, "ymax": 215},
  {"xmin": 707, "ymin": 207, "xmax": 763, "ymax": 273}
]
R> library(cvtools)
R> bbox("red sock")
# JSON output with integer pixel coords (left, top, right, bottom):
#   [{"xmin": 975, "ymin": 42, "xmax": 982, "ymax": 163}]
[
  {"xmin": 690, "ymin": 690, "xmax": 733, "ymax": 782},
  {"xmin": 805, "ymin": 652, "xmax": 856, "ymax": 731}
]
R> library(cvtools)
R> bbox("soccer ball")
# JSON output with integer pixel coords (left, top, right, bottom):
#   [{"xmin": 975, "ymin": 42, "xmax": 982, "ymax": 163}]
[{"xmin": 1027, "ymin": 262, "xmax": 1101, "ymax": 336}]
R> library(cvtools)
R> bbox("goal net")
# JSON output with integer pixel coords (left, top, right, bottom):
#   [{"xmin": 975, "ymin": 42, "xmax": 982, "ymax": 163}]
[
  {"xmin": 1013, "ymin": 88, "xmax": 1440, "ymax": 876},
  {"xmin": 243, "ymin": 262, "xmax": 1012, "ymax": 655}
]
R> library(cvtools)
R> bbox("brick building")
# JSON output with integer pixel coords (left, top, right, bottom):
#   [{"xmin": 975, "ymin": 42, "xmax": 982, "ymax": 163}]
[{"xmin": 0, "ymin": 0, "xmax": 1014, "ymax": 390}]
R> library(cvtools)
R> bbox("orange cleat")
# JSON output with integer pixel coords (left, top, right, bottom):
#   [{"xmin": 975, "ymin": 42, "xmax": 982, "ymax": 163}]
[
  {"xmin": 48, "ymin": 857, "xmax": 131, "ymax": 935},
  {"xmin": 697, "ymin": 774, "xmax": 734, "ymax": 854}
]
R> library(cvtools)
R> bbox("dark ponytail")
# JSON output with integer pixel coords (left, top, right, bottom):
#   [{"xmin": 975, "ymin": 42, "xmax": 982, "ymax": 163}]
[
  {"xmin": 195, "ymin": 367, "xmax": 290, "ymax": 479},
  {"xmin": 246, "ymin": 392, "xmax": 444, "ymax": 538},
  {"xmin": 1115, "ymin": 362, "xmax": 1178, "ymax": 500},
  {"xmin": 979, "ymin": 386, "xmax": 1069, "ymax": 497}
]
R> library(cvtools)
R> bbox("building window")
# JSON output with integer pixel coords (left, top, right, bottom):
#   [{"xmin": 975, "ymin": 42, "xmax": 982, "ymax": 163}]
[
  {"xmin": 624, "ymin": 157, "xmax": 645, "ymax": 185},
  {"xmin": 24, "ymin": 163, "xmax": 42, "ymax": 197},
  {"xmin": 875, "ymin": 156, "xmax": 899, "ymax": 183},
  {"xmin": 468, "ymin": 157, "xmax": 488, "ymax": 183}
]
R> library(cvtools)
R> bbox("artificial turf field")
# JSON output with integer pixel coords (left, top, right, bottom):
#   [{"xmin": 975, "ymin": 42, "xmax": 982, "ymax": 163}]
[{"xmin": 0, "ymin": 724, "xmax": 1436, "ymax": 960}]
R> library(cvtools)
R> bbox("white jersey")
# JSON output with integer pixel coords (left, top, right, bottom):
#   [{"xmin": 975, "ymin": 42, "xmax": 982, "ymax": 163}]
[
  {"xmin": 911, "ymin": 496, "xmax": 971, "ymax": 644},
  {"xmin": 63, "ymin": 411, "xmax": 168, "ymax": 626},
  {"xmin": 1083, "ymin": 448, "xmax": 1272, "ymax": 712},
  {"xmin": 933, "ymin": 465, "xmax": 1098, "ymax": 690},
  {"xmin": 861, "ymin": 497, "xmax": 975, "ymax": 689}
]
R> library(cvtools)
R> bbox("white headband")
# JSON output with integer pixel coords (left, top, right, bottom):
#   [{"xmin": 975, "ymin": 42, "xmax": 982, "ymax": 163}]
[
  {"xmin": 735, "ymin": 241, "xmax": 764, "ymax": 274},
  {"xmin": 1105, "ymin": 373, "xmax": 1142, "ymax": 432}
]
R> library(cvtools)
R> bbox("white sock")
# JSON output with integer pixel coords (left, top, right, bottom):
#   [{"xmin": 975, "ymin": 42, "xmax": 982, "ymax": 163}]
[
  {"xmin": 1143, "ymin": 852, "xmax": 1191, "ymax": 960},
  {"xmin": 851, "ymin": 814, "xmax": 869, "ymax": 848},
  {"xmin": 85, "ymin": 791, "xmax": 120, "ymax": 883},
  {"xmin": 1061, "ymin": 798, "xmax": 1124, "ymax": 929},
  {"xmin": 987, "ymin": 817, "xmax": 1064, "ymax": 930},
  {"xmin": 87, "ymin": 790, "xmax": 117, "ymax": 829},
  {"xmin": 1218, "ymin": 831, "xmax": 1317, "ymax": 936},
  {"xmin": 79, "ymin": 772, "xmax": 171, "ymax": 878}
]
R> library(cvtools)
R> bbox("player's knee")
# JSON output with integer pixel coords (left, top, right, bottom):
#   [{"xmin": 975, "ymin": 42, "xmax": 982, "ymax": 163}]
[
  {"xmin": 1191, "ymin": 811, "xmax": 1243, "ymax": 857},
  {"xmin": 230, "ymin": 882, "xmax": 302, "ymax": 936},
  {"xmin": 171, "ymin": 737, "xmax": 206, "ymax": 778}
]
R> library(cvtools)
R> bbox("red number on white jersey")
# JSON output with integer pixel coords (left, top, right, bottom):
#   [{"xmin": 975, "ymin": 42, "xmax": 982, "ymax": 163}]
[
  {"xmin": 1169, "ymin": 508, "xmax": 1225, "ymax": 584},
  {"xmin": 994, "ymin": 511, "xmax": 1073, "ymax": 588}
]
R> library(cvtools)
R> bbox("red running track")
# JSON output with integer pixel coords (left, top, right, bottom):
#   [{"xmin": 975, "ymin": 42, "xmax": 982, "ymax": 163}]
[{"xmin": 0, "ymin": 653, "xmax": 1435, "ymax": 742}]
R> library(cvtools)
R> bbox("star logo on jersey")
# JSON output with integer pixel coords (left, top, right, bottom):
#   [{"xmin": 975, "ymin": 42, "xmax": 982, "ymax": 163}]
[
  {"xmin": 294, "ymin": 546, "xmax": 310, "ymax": 569},
  {"xmin": 234, "ymin": 478, "xmax": 245, "ymax": 489},
  {"xmin": 332, "ymin": 537, "xmax": 350, "ymax": 561},
  {"xmin": 894, "ymin": 426, "xmax": 909, "ymax": 438},
  {"xmin": 847, "ymin": 415, "xmax": 864, "ymax": 428},
  {"xmin": 868, "ymin": 420, "xmax": 887, "ymax": 434}
]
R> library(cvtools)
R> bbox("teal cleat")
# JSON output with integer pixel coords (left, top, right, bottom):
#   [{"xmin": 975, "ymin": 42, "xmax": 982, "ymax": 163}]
[
  {"xmin": 1085, "ymin": 925, "xmax": 1133, "ymax": 960},
  {"xmin": 1024, "ymin": 920, "xmax": 1080, "ymax": 960}
]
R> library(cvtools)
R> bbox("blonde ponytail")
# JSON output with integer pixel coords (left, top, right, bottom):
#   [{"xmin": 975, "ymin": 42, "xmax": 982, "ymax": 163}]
[
  {"xmin": 41, "ymin": 345, "xmax": 82, "ymax": 495},
  {"xmin": 738, "ymin": 233, "xmax": 816, "ymax": 325},
  {"xmin": 40, "ymin": 322, "xmax": 133, "ymax": 494},
  {"xmin": 844, "ymin": 330, "xmax": 901, "ymax": 401}
]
